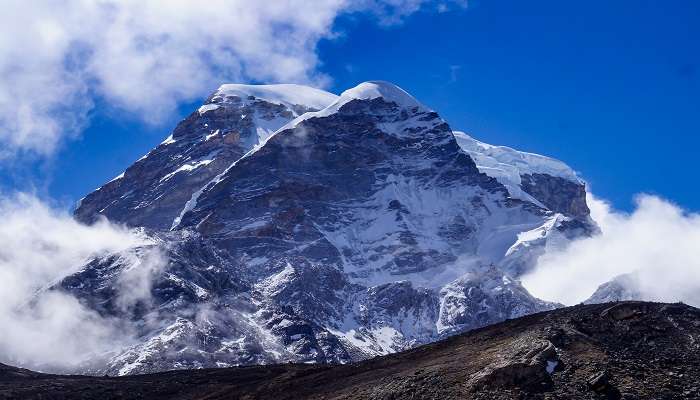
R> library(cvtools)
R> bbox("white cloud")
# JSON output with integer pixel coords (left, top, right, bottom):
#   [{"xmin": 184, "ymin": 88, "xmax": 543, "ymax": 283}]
[
  {"xmin": 522, "ymin": 193, "xmax": 700, "ymax": 306},
  {"xmin": 0, "ymin": 0, "xmax": 465, "ymax": 159},
  {"xmin": 351, "ymin": 0, "xmax": 468, "ymax": 24},
  {"xmin": 0, "ymin": 193, "xmax": 161, "ymax": 371}
]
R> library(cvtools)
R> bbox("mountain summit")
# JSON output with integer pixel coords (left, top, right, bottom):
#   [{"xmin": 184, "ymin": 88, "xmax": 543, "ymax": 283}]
[{"xmin": 62, "ymin": 82, "xmax": 596, "ymax": 375}]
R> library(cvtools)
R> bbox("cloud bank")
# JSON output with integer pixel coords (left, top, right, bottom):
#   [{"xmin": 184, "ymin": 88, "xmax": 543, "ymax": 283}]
[
  {"xmin": 522, "ymin": 194, "xmax": 700, "ymax": 306},
  {"xmin": 0, "ymin": 0, "xmax": 466, "ymax": 159},
  {"xmin": 0, "ymin": 194, "xmax": 159, "ymax": 371}
]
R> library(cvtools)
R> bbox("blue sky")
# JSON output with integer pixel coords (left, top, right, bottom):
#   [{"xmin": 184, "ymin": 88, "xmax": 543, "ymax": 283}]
[{"xmin": 3, "ymin": 0, "xmax": 699, "ymax": 212}]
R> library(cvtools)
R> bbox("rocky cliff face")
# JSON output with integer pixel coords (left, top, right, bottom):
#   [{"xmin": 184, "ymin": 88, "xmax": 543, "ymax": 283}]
[
  {"xmin": 51, "ymin": 81, "xmax": 595, "ymax": 375},
  {"xmin": 520, "ymin": 173, "xmax": 590, "ymax": 219}
]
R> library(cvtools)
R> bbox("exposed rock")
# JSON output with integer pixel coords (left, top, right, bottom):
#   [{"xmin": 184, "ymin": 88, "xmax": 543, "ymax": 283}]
[
  {"xmin": 470, "ymin": 338, "xmax": 557, "ymax": 392},
  {"xmin": 520, "ymin": 173, "xmax": 590, "ymax": 219}
]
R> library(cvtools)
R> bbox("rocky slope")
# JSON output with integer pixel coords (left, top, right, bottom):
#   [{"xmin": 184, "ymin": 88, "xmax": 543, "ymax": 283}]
[
  {"xmin": 2, "ymin": 301, "xmax": 698, "ymax": 399},
  {"xmin": 24, "ymin": 81, "xmax": 597, "ymax": 375}
]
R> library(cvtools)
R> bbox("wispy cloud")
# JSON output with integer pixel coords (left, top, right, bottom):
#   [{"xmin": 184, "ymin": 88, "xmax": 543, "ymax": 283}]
[
  {"xmin": 522, "ymin": 193, "xmax": 700, "ymax": 306},
  {"xmin": 0, "ymin": 193, "xmax": 161, "ymax": 371},
  {"xmin": 449, "ymin": 65, "xmax": 461, "ymax": 83}
]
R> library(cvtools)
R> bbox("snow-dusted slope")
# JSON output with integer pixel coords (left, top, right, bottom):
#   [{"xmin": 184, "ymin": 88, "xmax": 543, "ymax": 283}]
[{"xmin": 62, "ymin": 81, "xmax": 594, "ymax": 375}]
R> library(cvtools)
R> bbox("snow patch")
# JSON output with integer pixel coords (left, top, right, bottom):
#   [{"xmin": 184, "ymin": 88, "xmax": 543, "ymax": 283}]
[
  {"xmin": 198, "ymin": 103, "xmax": 220, "ymax": 114},
  {"xmin": 205, "ymin": 130, "xmax": 220, "ymax": 141},
  {"xmin": 161, "ymin": 135, "xmax": 177, "ymax": 145},
  {"xmin": 505, "ymin": 214, "xmax": 564, "ymax": 257},
  {"xmin": 159, "ymin": 152, "xmax": 219, "ymax": 183},
  {"xmin": 257, "ymin": 263, "xmax": 296, "ymax": 297},
  {"xmin": 108, "ymin": 172, "xmax": 125, "ymax": 183}
]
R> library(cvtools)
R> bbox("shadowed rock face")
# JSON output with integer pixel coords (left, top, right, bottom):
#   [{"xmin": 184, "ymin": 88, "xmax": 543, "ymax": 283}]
[
  {"xmin": 521, "ymin": 173, "xmax": 590, "ymax": 219},
  {"xmin": 2, "ymin": 302, "xmax": 698, "ymax": 400},
  {"xmin": 43, "ymin": 82, "xmax": 598, "ymax": 375}
]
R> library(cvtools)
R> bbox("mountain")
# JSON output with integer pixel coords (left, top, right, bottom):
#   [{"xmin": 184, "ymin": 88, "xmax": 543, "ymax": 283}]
[
  {"xmin": 585, "ymin": 273, "xmax": 645, "ymax": 304},
  {"xmin": 2, "ymin": 302, "xmax": 699, "ymax": 399},
  {"xmin": 39, "ymin": 81, "xmax": 597, "ymax": 375}
]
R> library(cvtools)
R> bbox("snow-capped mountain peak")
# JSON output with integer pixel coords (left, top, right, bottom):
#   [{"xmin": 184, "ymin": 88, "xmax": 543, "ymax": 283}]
[{"xmin": 64, "ymin": 81, "xmax": 596, "ymax": 376}]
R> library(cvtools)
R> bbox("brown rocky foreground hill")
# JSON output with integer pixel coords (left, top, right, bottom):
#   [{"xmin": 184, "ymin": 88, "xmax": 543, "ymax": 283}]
[{"xmin": 2, "ymin": 301, "xmax": 699, "ymax": 399}]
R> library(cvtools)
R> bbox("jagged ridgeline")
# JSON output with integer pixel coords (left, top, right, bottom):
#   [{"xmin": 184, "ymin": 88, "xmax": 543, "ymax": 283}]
[{"xmin": 65, "ymin": 81, "xmax": 596, "ymax": 375}]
